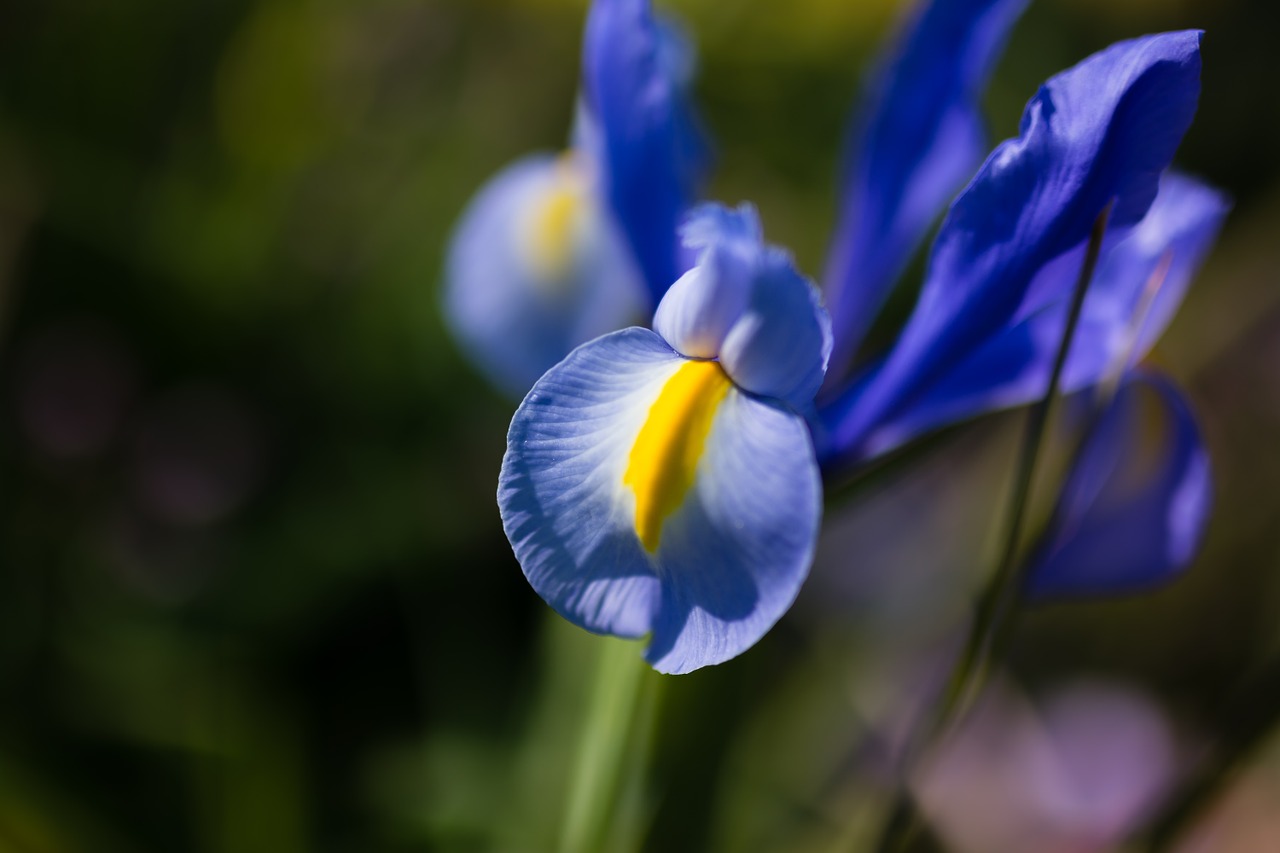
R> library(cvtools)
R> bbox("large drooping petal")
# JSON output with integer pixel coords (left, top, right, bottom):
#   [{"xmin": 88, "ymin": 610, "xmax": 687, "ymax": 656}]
[
  {"xmin": 445, "ymin": 154, "xmax": 647, "ymax": 398},
  {"xmin": 499, "ymin": 328, "xmax": 822, "ymax": 673},
  {"xmin": 843, "ymin": 173, "xmax": 1228, "ymax": 459},
  {"xmin": 654, "ymin": 204, "xmax": 832, "ymax": 408},
  {"xmin": 1023, "ymin": 371, "xmax": 1211, "ymax": 598},
  {"xmin": 817, "ymin": 31, "xmax": 1204, "ymax": 468},
  {"xmin": 823, "ymin": 0, "xmax": 1029, "ymax": 377},
  {"xmin": 583, "ymin": 0, "xmax": 711, "ymax": 304}
]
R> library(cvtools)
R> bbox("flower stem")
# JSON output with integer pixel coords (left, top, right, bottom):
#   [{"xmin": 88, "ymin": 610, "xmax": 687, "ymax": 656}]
[
  {"xmin": 872, "ymin": 203, "xmax": 1113, "ymax": 853},
  {"xmin": 559, "ymin": 636, "xmax": 656, "ymax": 853}
]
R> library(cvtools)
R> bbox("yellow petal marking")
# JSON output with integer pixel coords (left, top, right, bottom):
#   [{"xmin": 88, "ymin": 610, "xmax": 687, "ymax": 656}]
[
  {"xmin": 623, "ymin": 360, "xmax": 732, "ymax": 553},
  {"xmin": 523, "ymin": 155, "xmax": 586, "ymax": 290}
]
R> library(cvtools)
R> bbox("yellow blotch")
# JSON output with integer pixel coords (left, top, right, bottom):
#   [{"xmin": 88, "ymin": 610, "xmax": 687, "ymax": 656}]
[
  {"xmin": 623, "ymin": 360, "xmax": 732, "ymax": 553},
  {"xmin": 525, "ymin": 158, "xmax": 585, "ymax": 288}
]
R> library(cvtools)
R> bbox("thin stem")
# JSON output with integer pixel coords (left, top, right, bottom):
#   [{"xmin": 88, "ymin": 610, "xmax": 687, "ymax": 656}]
[
  {"xmin": 559, "ymin": 637, "xmax": 653, "ymax": 853},
  {"xmin": 873, "ymin": 203, "xmax": 1114, "ymax": 853}
]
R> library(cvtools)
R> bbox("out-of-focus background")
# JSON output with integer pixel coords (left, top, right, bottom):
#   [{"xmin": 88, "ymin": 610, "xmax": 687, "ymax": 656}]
[{"xmin": 3, "ymin": 0, "xmax": 1280, "ymax": 850}]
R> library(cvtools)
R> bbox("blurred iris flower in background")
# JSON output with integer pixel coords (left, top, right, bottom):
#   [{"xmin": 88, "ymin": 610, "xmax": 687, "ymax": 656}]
[
  {"xmin": 1015, "ymin": 175, "xmax": 1228, "ymax": 597},
  {"xmin": 445, "ymin": 0, "xmax": 708, "ymax": 397}
]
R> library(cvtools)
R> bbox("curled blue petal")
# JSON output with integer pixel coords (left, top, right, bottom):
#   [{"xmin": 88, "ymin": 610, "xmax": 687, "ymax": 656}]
[
  {"xmin": 651, "ymin": 206, "xmax": 762, "ymax": 358},
  {"xmin": 653, "ymin": 204, "xmax": 831, "ymax": 408},
  {"xmin": 445, "ymin": 154, "xmax": 648, "ymax": 398},
  {"xmin": 1024, "ymin": 371, "xmax": 1212, "ymax": 598},
  {"xmin": 818, "ymin": 31, "xmax": 1205, "ymax": 466},
  {"xmin": 583, "ymin": 0, "xmax": 711, "ymax": 304},
  {"xmin": 824, "ymin": 0, "xmax": 1029, "ymax": 376},
  {"xmin": 499, "ymin": 327, "xmax": 821, "ymax": 673},
  {"xmin": 719, "ymin": 247, "xmax": 832, "ymax": 409},
  {"xmin": 846, "ymin": 172, "xmax": 1228, "ymax": 458}
]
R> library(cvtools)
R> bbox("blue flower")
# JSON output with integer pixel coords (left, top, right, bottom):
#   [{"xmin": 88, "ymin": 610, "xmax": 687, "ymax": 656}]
[
  {"xmin": 1023, "ymin": 370, "xmax": 1213, "ymax": 598},
  {"xmin": 842, "ymin": 173, "xmax": 1229, "ymax": 460},
  {"xmin": 496, "ymin": 0, "xmax": 1216, "ymax": 670},
  {"xmin": 499, "ymin": 205, "xmax": 830, "ymax": 673},
  {"xmin": 815, "ymin": 29, "xmax": 1208, "ymax": 471},
  {"xmin": 445, "ymin": 0, "xmax": 708, "ymax": 397}
]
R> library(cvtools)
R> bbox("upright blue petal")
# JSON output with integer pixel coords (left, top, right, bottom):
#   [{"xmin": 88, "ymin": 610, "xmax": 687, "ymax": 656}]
[
  {"xmin": 445, "ymin": 154, "xmax": 648, "ymax": 398},
  {"xmin": 718, "ymin": 246, "xmax": 832, "ymax": 409},
  {"xmin": 446, "ymin": 0, "xmax": 709, "ymax": 398},
  {"xmin": 845, "ymin": 173, "xmax": 1228, "ymax": 459},
  {"xmin": 654, "ymin": 205, "xmax": 832, "ymax": 408},
  {"xmin": 583, "ymin": 0, "xmax": 711, "ymax": 304},
  {"xmin": 824, "ymin": 0, "xmax": 1029, "ymax": 377},
  {"xmin": 817, "ymin": 31, "xmax": 1204, "ymax": 467},
  {"xmin": 1024, "ymin": 372, "xmax": 1212, "ymax": 598},
  {"xmin": 652, "ymin": 206, "xmax": 762, "ymax": 359}
]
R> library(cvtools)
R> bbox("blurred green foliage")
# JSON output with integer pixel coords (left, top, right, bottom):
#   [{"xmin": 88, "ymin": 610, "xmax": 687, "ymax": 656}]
[{"xmin": 4, "ymin": 0, "xmax": 1280, "ymax": 850}]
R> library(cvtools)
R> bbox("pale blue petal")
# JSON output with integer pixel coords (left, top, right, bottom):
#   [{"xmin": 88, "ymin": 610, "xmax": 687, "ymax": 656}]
[
  {"xmin": 651, "ymin": 206, "xmax": 761, "ymax": 358},
  {"xmin": 645, "ymin": 389, "xmax": 821, "ymax": 674},
  {"xmin": 846, "ymin": 173, "xmax": 1228, "ymax": 459},
  {"xmin": 499, "ymin": 326, "xmax": 822, "ymax": 672},
  {"xmin": 824, "ymin": 0, "xmax": 1029, "ymax": 376},
  {"xmin": 654, "ymin": 204, "xmax": 831, "ymax": 408},
  {"xmin": 500, "ymin": 328, "xmax": 680, "ymax": 638},
  {"xmin": 583, "ymin": 0, "xmax": 711, "ymax": 303},
  {"xmin": 1024, "ymin": 372, "xmax": 1212, "ymax": 598},
  {"xmin": 818, "ymin": 31, "xmax": 1204, "ymax": 467},
  {"xmin": 445, "ymin": 154, "xmax": 647, "ymax": 398},
  {"xmin": 719, "ymin": 247, "xmax": 833, "ymax": 408}
]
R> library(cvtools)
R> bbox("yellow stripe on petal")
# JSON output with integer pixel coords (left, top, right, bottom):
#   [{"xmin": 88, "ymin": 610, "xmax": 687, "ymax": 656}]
[{"xmin": 624, "ymin": 359, "xmax": 732, "ymax": 553}]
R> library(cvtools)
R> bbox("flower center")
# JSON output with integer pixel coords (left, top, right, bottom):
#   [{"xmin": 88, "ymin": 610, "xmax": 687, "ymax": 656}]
[{"xmin": 624, "ymin": 359, "xmax": 732, "ymax": 553}]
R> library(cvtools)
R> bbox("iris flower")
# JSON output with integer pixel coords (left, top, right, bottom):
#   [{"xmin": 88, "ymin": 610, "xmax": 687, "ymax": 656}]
[
  {"xmin": 445, "ymin": 0, "xmax": 707, "ymax": 397},
  {"xmin": 500, "ymin": 205, "xmax": 829, "ymax": 674},
  {"xmin": 495, "ymin": 0, "xmax": 1215, "ymax": 672}
]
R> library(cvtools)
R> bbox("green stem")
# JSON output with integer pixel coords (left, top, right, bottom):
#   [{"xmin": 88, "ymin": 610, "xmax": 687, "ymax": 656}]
[
  {"xmin": 872, "ymin": 203, "xmax": 1114, "ymax": 853},
  {"xmin": 560, "ymin": 637, "xmax": 654, "ymax": 853}
]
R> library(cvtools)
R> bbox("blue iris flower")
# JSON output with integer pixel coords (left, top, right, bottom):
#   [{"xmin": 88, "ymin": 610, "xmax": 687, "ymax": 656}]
[
  {"xmin": 496, "ymin": 0, "xmax": 1217, "ymax": 672},
  {"xmin": 445, "ymin": 0, "xmax": 708, "ymax": 397},
  {"xmin": 500, "ymin": 205, "xmax": 829, "ymax": 674}
]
